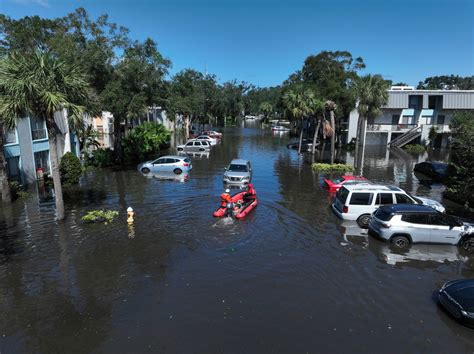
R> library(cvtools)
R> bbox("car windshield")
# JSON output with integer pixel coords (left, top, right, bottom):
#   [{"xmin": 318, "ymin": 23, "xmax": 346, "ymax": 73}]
[
  {"xmin": 407, "ymin": 193, "xmax": 421, "ymax": 203},
  {"xmin": 433, "ymin": 164, "xmax": 447, "ymax": 173},
  {"xmin": 228, "ymin": 164, "xmax": 248, "ymax": 172},
  {"xmin": 331, "ymin": 177, "xmax": 344, "ymax": 184}
]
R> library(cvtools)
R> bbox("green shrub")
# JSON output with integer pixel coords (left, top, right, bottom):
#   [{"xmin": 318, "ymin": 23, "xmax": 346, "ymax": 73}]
[
  {"xmin": 59, "ymin": 152, "xmax": 82, "ymax": 185},
  {"xmin": 9, "ymin": 181, "xmax": 29, "ymax": 199},
  {"xmin": 122, "ymin": 122, "xmax": 171, "ymax": 162},
  {"xmin": 311, "ymin": 163, "xmax": 354, "ymax": 173},
  {"xmin": 86, "ymin": 148, "xmax": 115, "ymax": 168},
  {"xmin": 403, "ymin": 144, "xmax": 426, "ymax": 154},
  {"xmin": 81, "ymin": 209, "xmax": 119, "ymax": 224}
]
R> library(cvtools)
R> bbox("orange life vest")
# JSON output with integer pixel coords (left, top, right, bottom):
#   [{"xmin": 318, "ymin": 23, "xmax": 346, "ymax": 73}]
[{"xmin": 220, "ymin": 193, "xmax": 232, "ymax": 207}]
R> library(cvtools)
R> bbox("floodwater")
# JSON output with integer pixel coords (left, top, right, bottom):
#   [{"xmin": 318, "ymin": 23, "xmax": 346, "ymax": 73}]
[{"xmin": 1, "ymin": 126, "xmax": 474, "ymax": 353}]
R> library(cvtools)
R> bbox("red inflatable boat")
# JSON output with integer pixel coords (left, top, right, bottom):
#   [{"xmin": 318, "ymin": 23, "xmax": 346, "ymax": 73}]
[{"xmin": 213, "ymin": 191, "xmax": 258, "ymax": 219}]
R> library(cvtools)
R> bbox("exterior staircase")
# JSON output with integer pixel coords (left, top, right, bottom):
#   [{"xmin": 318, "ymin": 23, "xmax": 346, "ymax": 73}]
[{"xmin": 388, "ymin": 126, "xmax": 422, "ymax": 148}]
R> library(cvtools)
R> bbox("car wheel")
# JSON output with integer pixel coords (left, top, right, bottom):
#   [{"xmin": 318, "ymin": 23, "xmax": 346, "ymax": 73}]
[
  {"xmin": 356, "ymin": 214, "xmax": 371, "ymax": 229},
  {"xmin": 173, "ymin": 168, "xmax": 182, "ymax": 175},
  {"xmin": 199, "ymin": 148, "xmax": 205, "ymax": 151},
  {"xmin": 391, "ymin": 235, "xmax": 410, "ymax": 249},
  {"xmin": 141, "ymin": 167, "xmax": 150, "ymax": 174},
  {"xmin": 460, "ymin": 236, "xmax": 474, "ymax": 251}
]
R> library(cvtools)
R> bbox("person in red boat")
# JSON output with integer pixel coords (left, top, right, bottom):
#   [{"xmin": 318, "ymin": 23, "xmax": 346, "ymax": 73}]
[
  {"xmin": 220, "ymin": 189, "xmax": 232, "ymax": 207},
  {"xmin": 244, "ymin": 184, "xmax": 256, "ymax": 203}
]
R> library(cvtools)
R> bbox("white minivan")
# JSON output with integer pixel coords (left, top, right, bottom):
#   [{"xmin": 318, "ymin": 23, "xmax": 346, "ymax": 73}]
[{"xmin": 332, "ymin": 184, "xmax": 445, "ymax": 228}]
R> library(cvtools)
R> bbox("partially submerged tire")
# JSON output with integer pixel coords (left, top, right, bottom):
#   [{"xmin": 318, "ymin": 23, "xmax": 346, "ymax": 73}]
[
  {"xmin": 391, "ymin": 235, "xmax": 410, "ymax": 249},
  {"xmin": 460, "ymin": 236, "xmax": 474, "ymax": 251},
  {"xmin": 141, "ymin": 167, "xmax": 150, "ymax": 174},
  {"xmin": 173, "ymin": 168, "xmax": 182, "ymax": 175},
  {"xmin": 356, "ymin": 214, "xmax": 371, "ymax": 229}
]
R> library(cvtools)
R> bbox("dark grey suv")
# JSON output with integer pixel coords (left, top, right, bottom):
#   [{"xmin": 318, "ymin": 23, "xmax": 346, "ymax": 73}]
[{"xmin": 368, "ymin": 204, "xmax": 474, "ymax": 249}]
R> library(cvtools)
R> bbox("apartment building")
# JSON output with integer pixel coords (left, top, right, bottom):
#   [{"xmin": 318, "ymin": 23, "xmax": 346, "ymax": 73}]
[{"xmin": 347, "ymin": 87, "xmax": 474, "ymax": 148}]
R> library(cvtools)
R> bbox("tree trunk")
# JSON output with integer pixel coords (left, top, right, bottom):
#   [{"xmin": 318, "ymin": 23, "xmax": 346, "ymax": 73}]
[
  {"xmin": 0, "ymin": 123, "xmax": 12, "ymax": 203},
  {"xmin": 184, "ymin": 114, "xmax": 190, "ymax": 140},
  {"xmin": 330, "ymin": 110, "xmax": 336, "ymax": 164},
  {"xmin": 113, "ymin": 114, "xmax": 123, "ymax": 164},
  {"xmin": 47, "ymin": 122, "xmax": 65, "ymax": 220},
  {"xmin": 354, "ymin": 114, "xmax": 363, "ymax": 172},
  {"xmin": 312, "ymin": 117, "xmax": 321, "ymax": 154},
  {"xmin": 298, "ymin": 117, "xmax": 304, "ymax": 154}
]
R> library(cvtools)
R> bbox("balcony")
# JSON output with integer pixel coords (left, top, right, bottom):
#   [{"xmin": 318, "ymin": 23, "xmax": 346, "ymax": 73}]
[{"xmin": 367, "ymin": 124, "xmax": 417, "ymax": 132}]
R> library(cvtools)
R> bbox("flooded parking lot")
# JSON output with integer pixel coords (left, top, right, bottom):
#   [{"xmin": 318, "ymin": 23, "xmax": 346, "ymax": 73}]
[{"xmin": 1, "ymin": 127, "xmax": 474, "ymax": 353}]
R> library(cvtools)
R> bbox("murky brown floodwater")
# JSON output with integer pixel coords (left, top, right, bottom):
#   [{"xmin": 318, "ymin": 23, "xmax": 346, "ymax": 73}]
[{"xmin": 1, "ymin": 126, "xmax": 474, "ymax": 353}]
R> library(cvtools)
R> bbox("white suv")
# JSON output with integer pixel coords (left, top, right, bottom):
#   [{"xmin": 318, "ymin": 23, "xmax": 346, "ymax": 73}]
[{"xmin": 332, "ymin": 184, "xmax": 445, "ymax": 228}]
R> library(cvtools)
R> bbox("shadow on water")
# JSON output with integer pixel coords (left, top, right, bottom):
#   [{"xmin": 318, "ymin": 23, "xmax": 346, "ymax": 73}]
[{"xmin": 1, "ymin": 127, "xmax": 474, "ymax": 353}]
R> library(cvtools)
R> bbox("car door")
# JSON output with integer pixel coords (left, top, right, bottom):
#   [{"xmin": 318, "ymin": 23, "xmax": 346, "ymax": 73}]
[
  {"xmin": 151, "ymin": 158, "xmax": 166, "ymax": 172},
  {"xmin": 375, "ymin": 193, "xmax": 395, "ymax": 207},
  {"xmin": 400, "ymin": 214, "xmax": 431, "ymax": 243},
  {"xmin": 428, "ymin": 214, "xmax": 462, "ymax": 244},
  {"xmin": 184, "ymin": 141, "xmax": 195, "ymax": 151}
]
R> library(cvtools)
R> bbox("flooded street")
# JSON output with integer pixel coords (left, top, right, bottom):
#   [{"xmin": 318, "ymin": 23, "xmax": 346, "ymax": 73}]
[{"xmin": 1, "ymin": 126, "xmax": 474, "ymax": 353}]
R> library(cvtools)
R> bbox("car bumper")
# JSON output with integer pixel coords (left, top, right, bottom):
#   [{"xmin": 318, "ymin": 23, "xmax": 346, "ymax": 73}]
[
  {"xmin": 438, "ymin": 291, "xmax": 474, "ymax": 328},
  {"xmin": 223, "ymin": 179, "xmax": 249, "ymax": 185}
]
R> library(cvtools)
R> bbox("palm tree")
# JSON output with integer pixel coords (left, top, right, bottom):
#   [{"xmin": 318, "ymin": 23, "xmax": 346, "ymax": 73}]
[
  {"xmin": 0, "ymin": 52, "xmax": 92, "ymax": 220},
  {"xmin": 282, "ymin": 86, "xmax": 318, "ymax": 154},
  {"xmin": 325, "ymin": 100, "xmax": 337, "ymax": 163},
  {"xmin": 259, "ymin": 102, "xmax": 273, "ymax": 123},
  {"xmin": 0, "ymin": 122, "xmax": 12, "ymax": 202},
  {"xmin": 352, "ymin": 74, "xmax": 389, "ymax": 174}
]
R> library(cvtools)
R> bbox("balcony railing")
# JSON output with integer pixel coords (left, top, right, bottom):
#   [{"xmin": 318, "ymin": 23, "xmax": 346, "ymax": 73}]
[
  {"xmin": 31, "ymin": 129, "xmax": 47, "ymax": 140},
  {"xmin": 367, "ymin": 124, "xmax": 417, "ymax": 132}
]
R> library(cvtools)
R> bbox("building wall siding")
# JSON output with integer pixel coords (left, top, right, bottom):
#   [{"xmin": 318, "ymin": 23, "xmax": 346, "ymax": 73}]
[
  {"xmin": 443, "ymin": 92, "xmax": 474, "ymax": 109},
  {"xmin": 386, "ymin": 93, "xmax": 409, "ymax": 108}
]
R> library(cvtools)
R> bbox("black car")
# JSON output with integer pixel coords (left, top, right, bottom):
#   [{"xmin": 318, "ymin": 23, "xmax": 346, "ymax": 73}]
[
  {"xmin": 414, "ymin": 161, "xmax": 448, "ymax": 181},
  {"xmin": 438, "ymin": 279, "xmax": 474, "ymax": 328},
  {"xmin": 287, "ymin": 139, "xmax": 318, "ymax": 151}
]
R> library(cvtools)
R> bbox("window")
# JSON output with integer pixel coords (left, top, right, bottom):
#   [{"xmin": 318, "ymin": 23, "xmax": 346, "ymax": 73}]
[
  {"xmin": 428, "ymin": 214, "xmax": 450, "ymax": 226},
  {"xmin": 195, "ymin": 141, "xmax": 201, "ymax": 146},
  {"xmin": 401, "ymin": 214, "xmax": 429, "ymax": 224},
  {"xmin": 395, "ymin": 194, "xmax": 415, "ymax": 204},
  {"xmin": 4, "ymin": 129, "xmax": 17, "ymax": 144},
  {"xmin": 428, "ymin": 96, "xmax": 443, "ymax": 110},
  {"xmin": 30, "ymin": 116, "xmax": 47, "ymax": 140},
  {"xmin": 408, "ymin": 95, "xmax": 423, "ymax": 110},
  {"xmin": 376, "ymin": 193, "xmax": 394, "ymax": 205},
  {"xmin": 154, "ymin": 159, "xmax": 165, "ymax": 164},
  {"xmin": 185, "ymin": 142, "xmax": 193, "ymax": 147},
  {"xmin": 374, "ymin": 209, "xmax": 393, "ymax": 221},
  {"xmin": 392, "ymin": 115, "xmax": 400, "ymax": 125},
  {"xmin": 34, "ymin": 150, "xmax": 50, "ymax": 173},
  {"xmin": 349, "ymin": 193, "xmax": 374, "ymax": 205},
  {"xmin": 6, "ymin": 156, "xmax": 20, "ymax": 179},
  {"xmin": 336, "ymin": 188, "xmax": 349, "ymax": 204},
  {"xmin": 228, "ymin": 164, "xmax": 248, "ymax": 172},
  {"xmin": 437, "ymin": 115, "xmax": 445, "ymax": 125}
]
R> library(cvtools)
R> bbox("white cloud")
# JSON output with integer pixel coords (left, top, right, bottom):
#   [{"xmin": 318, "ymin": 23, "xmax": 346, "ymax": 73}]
[{"xmin": 9, "ymin": 0, "xmax": 50, "ymax": 7}]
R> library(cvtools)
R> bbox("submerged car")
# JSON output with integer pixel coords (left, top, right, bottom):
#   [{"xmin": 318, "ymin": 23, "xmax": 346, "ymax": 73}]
[
  {"xmin": 324, "ymin": 175, "xmax": 369, "ymax": 192},
  {"xmin": 287, "ymin": 139, "xmax": 314, "ymax": 151},
  {"xmin": 202, "ymin": 130, "xmax": 222, "ymax": 139},
  {"xmin": 332, "ymin": 184, "xmax": 446, "ymax": 228},
  {"xmin": 138, "ymin": 155, "xmax": 192, "ymax": 175},
  {"xmin": 223, "ymin": 159, "xmax": 252, "ymax": 185},
  {"xmin": 195, "ymin": 135, "xmax": 218, "ymax": 145},
  {"xmin": 177, "ymin": 139, "xmax": 212, "ymax": 152},
  {"xmin": 414, "ymin": 161, "xmax": 449, "ymax": 181},
  {"xmin": 368, "ymin": 204, "xmax": 474, "ymax": 249},
  {"xmin": 439, "ymin": 279, "xmax": 474, "ymax": 328}
]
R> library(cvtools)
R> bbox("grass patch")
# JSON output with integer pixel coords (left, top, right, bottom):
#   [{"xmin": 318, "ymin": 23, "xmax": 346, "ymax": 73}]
[
  {"xmin": 311, "ymin": 163, "xmax": 354, "ymax": 173},
  {"xmin": 81, "ymin": 209, "xmax": 119, "ymax": 224},
  {"xmin": 403, "ymin": 144, "xmax": 426, "ymax": 154}
]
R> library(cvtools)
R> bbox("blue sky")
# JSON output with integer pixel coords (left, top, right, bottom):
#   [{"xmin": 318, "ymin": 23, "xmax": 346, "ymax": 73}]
[{"xmin": 2, "ymin": 0, "xmax": 473, "ymax": 87}]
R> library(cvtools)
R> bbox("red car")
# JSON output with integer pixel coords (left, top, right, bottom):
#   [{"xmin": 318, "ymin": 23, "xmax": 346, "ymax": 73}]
[{"xmin": 324, "ymin": 175, "xmax": 369, "ymax": 192}]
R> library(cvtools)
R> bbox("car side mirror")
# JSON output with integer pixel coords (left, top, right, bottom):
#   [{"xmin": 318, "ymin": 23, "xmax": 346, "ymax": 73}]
[{"xmin": 224, "ymin": 167, "xmax": 227, "ymax": 171}]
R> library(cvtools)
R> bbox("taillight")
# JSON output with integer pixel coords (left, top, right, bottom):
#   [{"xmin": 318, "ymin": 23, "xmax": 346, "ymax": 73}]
[
  {"xmin": 183, "ymin": 163, "xmax": 189, "ymax": 167},
  {"xmin": 342, "ymin": 206, "xmax": 348, "ymax": 213}
]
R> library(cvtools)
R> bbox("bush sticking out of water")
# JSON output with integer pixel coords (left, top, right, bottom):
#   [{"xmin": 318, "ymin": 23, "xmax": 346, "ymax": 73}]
[
  {"xmin": 60, "ymin": 152, "xmax": 82, "ymax": 184},
  {"xmin": 9, "ymin": 181, "xmax": 30, "ymax": 199},
  {"xmin": 81, "ymin": 210, "xmax": 119, "ymax": 224},
  {"xmin": 403, "ymin": 144, "xmax": 426, "ymax": 154},
  {"xmin": 85, "ymin": 148, "xmax": 115, "ymax": 168},
  {"xmin": 312, "ymin": 163, "xmax": 354, "ymax": 173}
]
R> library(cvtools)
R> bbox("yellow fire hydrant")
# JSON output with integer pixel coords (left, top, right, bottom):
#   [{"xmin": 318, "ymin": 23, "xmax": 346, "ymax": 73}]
[{"xmin": 127, "ymin": 207, "xmax": 135, "ymax": 224}]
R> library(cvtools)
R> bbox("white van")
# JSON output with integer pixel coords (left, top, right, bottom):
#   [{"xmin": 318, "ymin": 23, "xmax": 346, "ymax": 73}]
[{"xmin": 332, "ymin": 184, "xmax": 445, "ymax": 227}]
